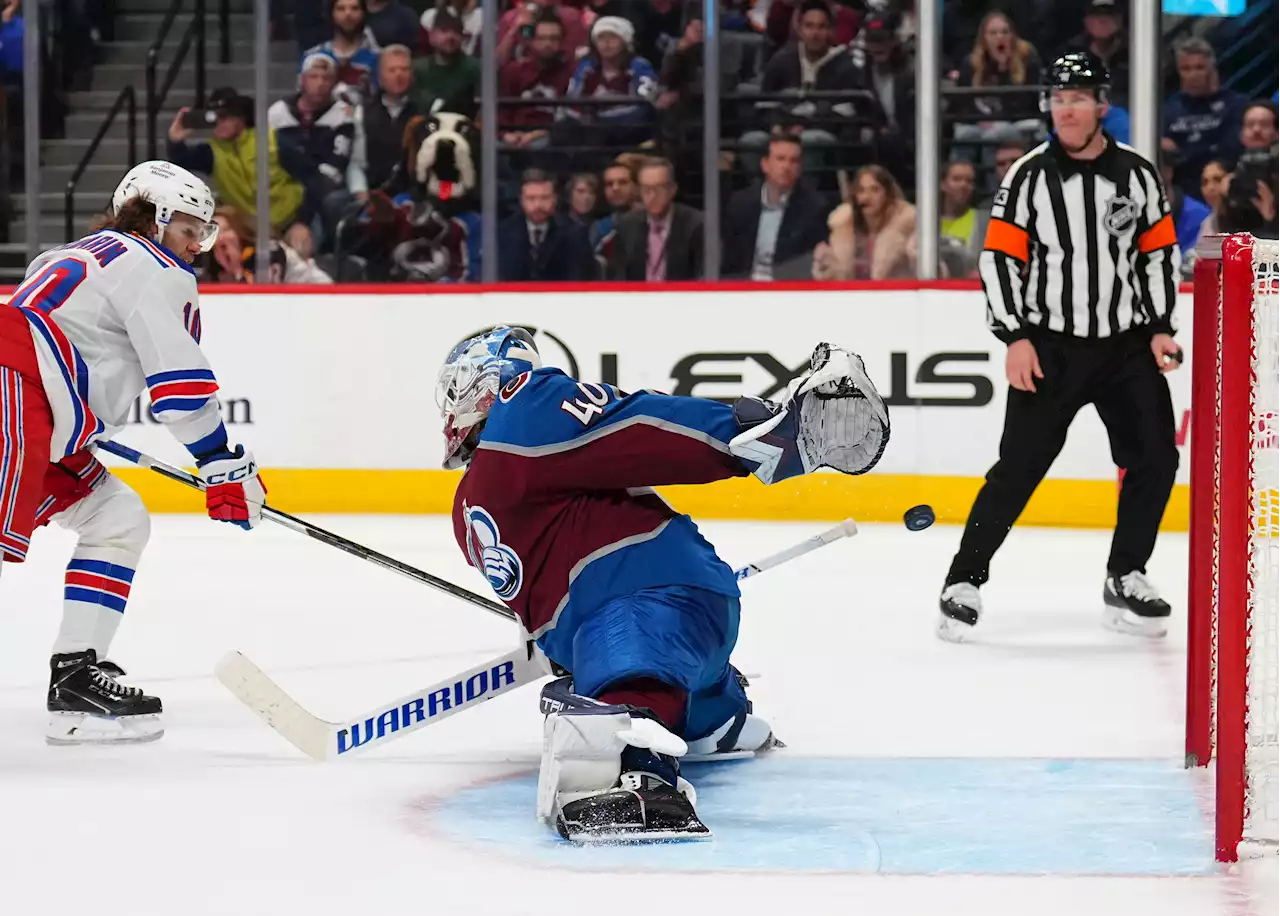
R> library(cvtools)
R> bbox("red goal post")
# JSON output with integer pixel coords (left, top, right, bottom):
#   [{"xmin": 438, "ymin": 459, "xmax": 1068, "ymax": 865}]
[{"xmin": 1187, "ymin": 233, "xmax": 1279, "ymax": 862}]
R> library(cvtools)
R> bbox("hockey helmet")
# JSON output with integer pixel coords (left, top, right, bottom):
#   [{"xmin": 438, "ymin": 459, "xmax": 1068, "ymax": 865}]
[
  {"xmin": 112, "ymin": 160, "xmax": 219, "ymax": 252},
  {"xmin": 437, "ymin": 327, "xmax": 542, "ymax": 469},
  {"xmin": 1041, "ymin": 51, "xmax": 1111, "ymax": 111}
]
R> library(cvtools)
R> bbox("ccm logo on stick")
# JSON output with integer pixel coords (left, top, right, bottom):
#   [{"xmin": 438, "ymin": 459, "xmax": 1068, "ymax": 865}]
[{"xmin": 335, "ymin": 661, "xmax": 519, "ymax": 754}]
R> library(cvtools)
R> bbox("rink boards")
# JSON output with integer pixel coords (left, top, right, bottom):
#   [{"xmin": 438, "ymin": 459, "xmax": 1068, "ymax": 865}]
[{"xmin": 30, "ymin": 283, "xmax": 1201, "ymax": 529}]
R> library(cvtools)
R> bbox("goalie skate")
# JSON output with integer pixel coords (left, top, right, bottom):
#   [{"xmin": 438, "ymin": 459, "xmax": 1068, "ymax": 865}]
[{"xmin": 556, "ymin": 771, "xmax": 711, "ymax": 844}]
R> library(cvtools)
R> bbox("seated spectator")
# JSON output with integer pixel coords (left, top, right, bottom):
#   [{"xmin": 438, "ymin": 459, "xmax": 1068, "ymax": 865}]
[
  {"xmin": 413, "ymin": 8, "xmax": 480, "ymax": 115},
  {"xmin": 498, "ymin": 169, "xmax": 593, "ymax": 281},
  {"xmin": 949, "ymin": 11, "xmax": 1045, "ymax": 164},
  {"xmin": 348, "ymin": 44, "xmax": 419, "ymax": 199},
  {"xmin": 743, "ymin": 0, "xmax": 860, "ymax": 174},
  {"xmin": 562, "ymin": 17, "xmax": 659, "ymax": 159},
  {"xmin": 1194, "ymin": 159, "xmax": 1230, "ymax": 246},
  {"xmin": 1059, "ymin": 0, "xmax": 1129, "ymax": 107},
  {"xmin": 1219, "ymin": 103, "xmax": 1280, "ymax": 240},
  {"xmin": 565, "ymin": 172, "xmax": 600, "ymax": 230},
  {"xmin": 499, "ymin": 14, "xmax": 576, "ymax": 151},
  {"xmin": 982, "ymin": 138, "xmax": 1027, "ymax": 202},
  {"xmin": 1163, "ymin": 38, "xmax": 1248, "ymax": 199},
  {"xmin": 721, "ymin": 134, "xmax": 830, "ymax": 280},
  {"xmin": 764, "ymin": 0, "xmax": 859, "ymax": 54},
  {"xmin": 653, "ymin": 13, "xmax": 712, "ymax": 185},
  {"xmin": 421, "ymin": 0, "xmax": 482, "ymax": 56},
  {"xmin": 364, "ymin": 0, "xmax": 419, "ymax": 50},
  {"xmin": 1159, "ymin": 149, "xmax": 1209, "ymax": 265},
  {"xmin": 305, "ymin": 0, "xmax": 382, "ymax": 102},
  {"xmin": 204, "ymin": 206, "xmax": 334, "ymax": 284},
  {"xmin": 1102, "ymin": 99, "xmax": 1130, "ymax": 144},
  {"xmin": 582, "ymin": 0, "xmax": 687, "ymax": 66},
  {"xmin": 269, "ymin": 53, "xmax": 358, "ymax": 245},
  {"xmin": 497, "ymin": 0, "xmax": 589, "ymax": 65},
  {"xmin": 655, "ymin": 15, "xmax": 703, "ymax": 114},
  {"xmin": 851, "ymin": 15, "xmax": 916, "ymax": 190},
  {"xmin": 590, "ymin": 157, "xmax": 640, "ymax": 268},
  {"xmin": 608, "ymin": 157, "xmax": 703, "ymax": 281},
  {"xmin": 938, "ymin": 159, "xmax": 984, "ymax": 277},
  {"xmin": 812, "ymin": 164, "xmax": 916, "ymax": 280},
  {"xmin": 167, "ymin": 88, "xmax": 311, "ymax": 248}
]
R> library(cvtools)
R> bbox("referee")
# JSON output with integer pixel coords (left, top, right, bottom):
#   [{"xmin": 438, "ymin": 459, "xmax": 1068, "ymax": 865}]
[{"xmin": 938, "ymin": 52, "xmax": 1183, "ymax": 642}]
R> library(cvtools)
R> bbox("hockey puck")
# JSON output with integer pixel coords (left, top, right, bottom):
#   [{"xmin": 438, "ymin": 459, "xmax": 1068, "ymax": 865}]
[{"xmin": 904, "ymin": 505, "xmax": 936, "ymax": 531}]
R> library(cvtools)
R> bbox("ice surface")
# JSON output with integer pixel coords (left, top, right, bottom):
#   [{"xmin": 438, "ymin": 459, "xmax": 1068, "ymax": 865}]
[{"xmin": 0, "ymin": 516, "xmax": 1273, "ymax": 915}]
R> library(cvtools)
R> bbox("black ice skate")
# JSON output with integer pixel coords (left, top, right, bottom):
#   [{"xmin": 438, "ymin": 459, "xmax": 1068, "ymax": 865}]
[
  {"xmin": 1102, "ymin": 571, "xmax": 1170, "ymax": 638},
  {"xmin": 556, "ymin": 770, "xmax": 711, "ymax": 844},
  {"xmin": 47, "ymin": 650, "xmax": 164, "ymax": 745},
  {"xmin": 937, "ymin": 582, "xmax": 982, "ymax": 642}
]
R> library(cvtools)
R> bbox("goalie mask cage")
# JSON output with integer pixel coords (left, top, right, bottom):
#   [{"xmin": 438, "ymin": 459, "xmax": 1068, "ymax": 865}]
[{"xmin": 1187, "ymin": 233, "xmax": 1279, "ymax": 862}]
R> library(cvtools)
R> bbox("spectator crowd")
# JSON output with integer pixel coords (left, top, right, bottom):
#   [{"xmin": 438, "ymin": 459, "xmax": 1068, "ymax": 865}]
[{"xmin": 76, "ymin": 0, "xmax": 1280, "ymax": 282}]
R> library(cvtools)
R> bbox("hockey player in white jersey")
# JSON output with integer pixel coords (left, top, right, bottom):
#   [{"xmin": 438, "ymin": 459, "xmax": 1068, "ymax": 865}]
[{"xmin": 0, "ymin": 160, "xmax": 267, "ymax": 744}]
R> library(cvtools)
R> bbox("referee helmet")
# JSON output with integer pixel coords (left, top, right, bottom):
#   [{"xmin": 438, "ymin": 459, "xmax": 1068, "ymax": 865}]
[{"xmin": 1041, "ymin": 51, "xmax": 1112, "ymax": 111}]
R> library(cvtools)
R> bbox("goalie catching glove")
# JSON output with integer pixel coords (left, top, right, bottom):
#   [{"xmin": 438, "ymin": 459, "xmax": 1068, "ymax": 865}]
[
  {"xmin": 196, "ymin": 445, "xmax": 267, "ymax": 529},
  {"xmin": 729, "ymin": 342, "xmax": 890, "ymax": 484}
]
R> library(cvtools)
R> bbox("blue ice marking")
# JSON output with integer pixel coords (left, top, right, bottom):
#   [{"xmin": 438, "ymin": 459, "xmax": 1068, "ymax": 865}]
[{"xmin": 432, "ymin": 757, "xmax": 1216, "ymax": 874}]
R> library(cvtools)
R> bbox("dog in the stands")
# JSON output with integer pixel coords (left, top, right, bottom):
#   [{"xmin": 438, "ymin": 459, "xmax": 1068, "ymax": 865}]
[{"xmin": 341, "ymin": 106, "xmax": 483, "ymax": 282}]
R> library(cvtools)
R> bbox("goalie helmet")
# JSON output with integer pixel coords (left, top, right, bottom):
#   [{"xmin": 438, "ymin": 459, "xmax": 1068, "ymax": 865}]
[
  {"xmin": 437, "ymin": 327, "xmax": 541, "ymax": 469},
  {"xmin": 112, "ymin": 160, "xmax": 219, "ymax": 252}
]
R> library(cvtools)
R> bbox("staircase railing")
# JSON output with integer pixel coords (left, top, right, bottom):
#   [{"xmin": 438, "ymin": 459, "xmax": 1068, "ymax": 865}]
[
  {"xmin": 146, "ymin": 0, "xmax": 208, "ymax": 160},
  {"xmin": 64, "ymin": 86, "xmax": 137, "ymax": 242}
]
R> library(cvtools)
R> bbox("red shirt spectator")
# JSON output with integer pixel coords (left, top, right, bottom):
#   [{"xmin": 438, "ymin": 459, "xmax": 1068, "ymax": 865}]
[
  {"xmin": 497, "ymin": 0, "xmax": 589, "ymax": 63},
  {"xmin": 500, "ymin": 16, "xmax": 577, "ymax": 128}
]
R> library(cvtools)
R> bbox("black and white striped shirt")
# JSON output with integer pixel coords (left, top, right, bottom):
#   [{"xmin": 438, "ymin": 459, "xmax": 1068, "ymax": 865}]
[{"xmin": 979, "ymin": 133, "xmax": 1180, "ymax": 343}]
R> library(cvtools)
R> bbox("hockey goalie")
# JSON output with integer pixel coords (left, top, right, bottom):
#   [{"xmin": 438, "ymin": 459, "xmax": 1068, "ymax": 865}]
[{"xmin": 438, "ymin": 327, "xmax": 889, "ymax": 841}]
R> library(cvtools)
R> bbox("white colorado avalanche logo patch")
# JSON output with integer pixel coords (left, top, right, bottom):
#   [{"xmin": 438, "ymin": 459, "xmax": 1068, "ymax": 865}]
[{"xmin": 463, "ymin": 502, "xmax": 524, "ymax": 601}]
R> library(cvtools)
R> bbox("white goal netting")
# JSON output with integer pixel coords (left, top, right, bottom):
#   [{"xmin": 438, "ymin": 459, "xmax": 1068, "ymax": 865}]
[{"xmin": 1245, "ymin": 238, "xmax": 1279, "ymax": 849}]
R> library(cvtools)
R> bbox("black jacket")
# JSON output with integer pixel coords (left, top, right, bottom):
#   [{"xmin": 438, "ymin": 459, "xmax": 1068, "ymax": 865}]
[
  {"xmin": 607, "ymin": 204, "xmax": 704, "ymax": 281},
  {"xmin": 497, "ymin": 214, "xmax": 593, "ymax": 282},
  {"xmin": 360, "ymin": 94, "xmax": 418, "ymax": 192},
  {"xmin": 720, "ymin": 181, "xmax": 830, "ymax": 280},
  {"xmin": 755, "ymin": 44, "xmax": 861, "ymax": 132}
]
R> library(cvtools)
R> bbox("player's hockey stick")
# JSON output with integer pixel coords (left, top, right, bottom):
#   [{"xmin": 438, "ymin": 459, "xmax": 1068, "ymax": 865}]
[
  {"xmin": 213, "ymin": 519, "xmax": 859, "ymax": 761},
  {"xmin": 96, "ymin": 440, "xmax": 518, "ymax": 624}
]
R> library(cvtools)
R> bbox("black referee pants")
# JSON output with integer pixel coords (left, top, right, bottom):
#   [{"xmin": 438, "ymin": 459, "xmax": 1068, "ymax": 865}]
[{"xmin": 946, "ymin": 330, "xmax": 1179, "ymax": 587}]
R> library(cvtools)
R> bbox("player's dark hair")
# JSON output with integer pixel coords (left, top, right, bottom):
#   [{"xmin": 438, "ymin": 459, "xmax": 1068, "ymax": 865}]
[
  {"xmin": 521, "ymin": 168, "xmax": 556, "ymax": 189},
  {"xmin": 766, "ymin": 133, "xmax": 803, "ymax": 156},
  {"xmin": 534, "ymin": 10, "xmax": 564, "ymax": 32},
  {"xmin": 798, "ymin": 0, "xmax": 833, "ymax": 24},
  {"xmin": 89, "ymin": 195, "xmax": 157, "ymax": 238}
]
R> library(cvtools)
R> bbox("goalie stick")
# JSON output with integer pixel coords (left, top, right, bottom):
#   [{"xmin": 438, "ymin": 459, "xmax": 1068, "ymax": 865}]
[{"xmin": 214, "ymin": 519, "xmax": 859, "ymax": 761}]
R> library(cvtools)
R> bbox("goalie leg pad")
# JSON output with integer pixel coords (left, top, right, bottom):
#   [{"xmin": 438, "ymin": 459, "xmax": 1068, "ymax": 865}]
[{"xmin": 537, "ymin": 700, "xmax": 708, "ymax": 843}]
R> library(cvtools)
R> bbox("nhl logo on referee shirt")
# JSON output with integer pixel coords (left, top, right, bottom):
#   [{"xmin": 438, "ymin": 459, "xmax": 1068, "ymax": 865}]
[{"xmin": 1104, "ymin": 196, "xmax": 1140, "ymax": 237}]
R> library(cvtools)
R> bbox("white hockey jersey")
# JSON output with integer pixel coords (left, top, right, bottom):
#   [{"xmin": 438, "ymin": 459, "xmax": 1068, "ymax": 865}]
[{"xmin": 9, "ymin": 230, "xmax": 227, "ymax": 461}]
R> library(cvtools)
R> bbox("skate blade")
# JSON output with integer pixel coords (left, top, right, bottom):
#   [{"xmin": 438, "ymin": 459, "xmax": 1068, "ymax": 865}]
[
  {"xmin": 1101, "ymin": 605, "xmax": 1168, "ymax": 638},
  {"xmin": 46, "ymin": 712, "xmax": 164, "ymax": 746},
  {"xmin": 936, "ymin": 613, "xmax": 974, "ymax": 643},
  {"xmin": 559, "ymin": 825, "xmax": 713, "ymax": 845}
]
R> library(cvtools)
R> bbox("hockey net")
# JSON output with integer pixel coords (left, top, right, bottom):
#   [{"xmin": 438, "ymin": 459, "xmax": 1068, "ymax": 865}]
[{"xmin": 1188, "ymin": 233, "xmax": 1279, "ymax": 862}]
